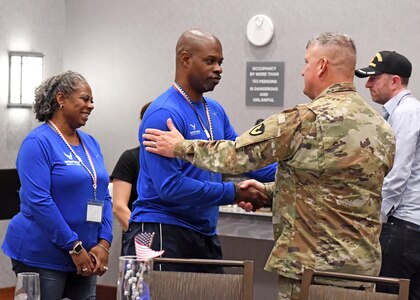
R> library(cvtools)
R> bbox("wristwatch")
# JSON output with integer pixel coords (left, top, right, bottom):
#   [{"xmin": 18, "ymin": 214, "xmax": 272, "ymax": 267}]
[{"xmin": 69, "ymin": 241, "xmax": 83, "ymax": 255}]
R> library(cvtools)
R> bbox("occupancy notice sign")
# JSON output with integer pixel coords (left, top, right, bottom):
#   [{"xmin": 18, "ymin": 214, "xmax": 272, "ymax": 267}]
[{"xmin": 246, "ymin": 61, "xmax": 284, "ymax": 106}]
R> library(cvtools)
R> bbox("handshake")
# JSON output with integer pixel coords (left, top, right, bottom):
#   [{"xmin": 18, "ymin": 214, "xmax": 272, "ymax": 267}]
[{"xmin": 234, "ymin": 179, "xmax": 272, "ymax": 212}]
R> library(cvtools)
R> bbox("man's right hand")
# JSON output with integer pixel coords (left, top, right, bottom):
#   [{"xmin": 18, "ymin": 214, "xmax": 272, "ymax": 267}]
[{"xmin": 143, "ymin": 118, "xmax": 184, "ymax": 158}]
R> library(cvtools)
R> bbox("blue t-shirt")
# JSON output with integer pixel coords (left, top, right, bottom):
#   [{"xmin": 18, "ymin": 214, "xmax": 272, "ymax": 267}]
[
  {"xmin": 2, "ymin": 123, "xmax": 113, "ymax": 272},
  {"xmin": 131, "ymin": 86, "xmax": 275, "ymax": 235}
]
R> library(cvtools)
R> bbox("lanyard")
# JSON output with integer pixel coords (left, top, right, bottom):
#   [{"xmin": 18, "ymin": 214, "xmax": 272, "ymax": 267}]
[
  {"xmin": 397, "ymin": 92, "xmax": 412, "ymax": 106},
  {"xmin": 173, "ymin": 82, "xmax": 214, "ymax": 141},
  {"xmin": 173, "ymin": 82, "xmax": 216, "ymax": 181},
  {"xmin": 48, "ymin": 120, "xmax": 98, "ymax": 200},
  {"xmin": 386, "ymin": 92, "xmax": 412, "ymax": 121}
]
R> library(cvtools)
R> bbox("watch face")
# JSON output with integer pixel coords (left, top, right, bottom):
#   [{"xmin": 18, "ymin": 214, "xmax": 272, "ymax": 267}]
[{"xmin": 74, "ymin": 243, "xmax": 83, "ymax": 254}]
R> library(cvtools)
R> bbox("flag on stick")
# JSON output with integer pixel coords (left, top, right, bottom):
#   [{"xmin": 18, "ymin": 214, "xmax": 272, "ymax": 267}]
[{"xmin": 135, "ymin": 232, "xmax": 164, "ymax": 261}]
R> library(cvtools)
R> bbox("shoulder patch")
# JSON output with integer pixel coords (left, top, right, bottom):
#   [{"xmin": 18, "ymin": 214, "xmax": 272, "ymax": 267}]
[
  {"xmin": 249, "ymin": 123, "xmax": 265, "ymax": 136},
  {"xmin": 236, "ymin": 113, "xmax": 283, "ymax": 149}
]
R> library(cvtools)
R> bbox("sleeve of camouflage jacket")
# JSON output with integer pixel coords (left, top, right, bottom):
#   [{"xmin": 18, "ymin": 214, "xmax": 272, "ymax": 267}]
[{"xmin": 173, "ymin": 107, "xmax": 314, "ymax": 175}]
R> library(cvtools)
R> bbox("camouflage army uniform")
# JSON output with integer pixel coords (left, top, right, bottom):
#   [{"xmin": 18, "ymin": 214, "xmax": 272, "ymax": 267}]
[{"xmin": 174, "ymin": 82, "xmax": 395, "ymax": 285}]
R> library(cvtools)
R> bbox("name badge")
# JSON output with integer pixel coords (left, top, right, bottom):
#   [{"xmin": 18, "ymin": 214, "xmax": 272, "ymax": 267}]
[{"xmin": 86, "ymin": 199, "xmax": 104, "ymax": 223}]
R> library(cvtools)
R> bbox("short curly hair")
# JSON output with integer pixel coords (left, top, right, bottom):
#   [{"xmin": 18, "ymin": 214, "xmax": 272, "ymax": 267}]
[
  {"xmin": 140, "ymin": 101, "xmax": 152, "ymax": 120},
  {"xmin": 33, "ymin": 70, "xmax": 87, "ymax": 122}
]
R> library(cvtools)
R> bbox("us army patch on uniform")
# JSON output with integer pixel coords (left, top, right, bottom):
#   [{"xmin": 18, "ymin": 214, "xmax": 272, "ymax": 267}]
[{"xmin": 249, "ymin": 123, "xmax": 265, "ymax": 136}]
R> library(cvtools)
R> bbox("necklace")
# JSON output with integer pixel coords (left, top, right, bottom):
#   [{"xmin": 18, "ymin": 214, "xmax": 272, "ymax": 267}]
[
  {"xmin": 48, "ymin": 120, "xmax": 98, "ymax": 200},
  {"xmin": 173, "ymin": 82, "xmax": 214, "ymax": 140}
]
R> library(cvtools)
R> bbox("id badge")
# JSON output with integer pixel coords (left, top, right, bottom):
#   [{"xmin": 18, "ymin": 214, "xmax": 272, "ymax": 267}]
[{"xmin": 86, "ymin": 199, "xmax": 104, "ymax": 223}]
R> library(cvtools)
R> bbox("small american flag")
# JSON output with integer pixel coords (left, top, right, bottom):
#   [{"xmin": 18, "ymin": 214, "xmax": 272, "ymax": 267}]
[{"xmin": 135, "ymin": 232, "xmax": 164, "ymax": 261}]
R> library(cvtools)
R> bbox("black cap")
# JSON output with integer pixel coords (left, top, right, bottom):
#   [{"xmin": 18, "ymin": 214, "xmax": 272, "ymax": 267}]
[{"xmin": 355, "ymin": 51, "xmax": 412, "ymax": 78}]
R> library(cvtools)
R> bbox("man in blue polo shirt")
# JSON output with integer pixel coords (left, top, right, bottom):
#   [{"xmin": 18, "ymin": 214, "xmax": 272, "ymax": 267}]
[{"xmin": 123, "ymin": 29, "xmax": 275, "ymax": 272}]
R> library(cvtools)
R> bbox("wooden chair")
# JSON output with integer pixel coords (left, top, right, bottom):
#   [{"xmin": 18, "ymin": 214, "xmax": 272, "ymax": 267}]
[
  {"xmin": 299, "ymin": 268, "xmax": 410, "ymax": 300},
  {"xmin": 151, "ymin": 258, "xmax": 254, "ymax": 300}
]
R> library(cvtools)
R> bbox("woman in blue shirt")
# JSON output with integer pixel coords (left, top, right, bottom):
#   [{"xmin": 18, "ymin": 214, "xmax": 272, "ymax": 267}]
[{"xmin": 2, "ymin": 71, "xmax": 113, "ymax": 300}]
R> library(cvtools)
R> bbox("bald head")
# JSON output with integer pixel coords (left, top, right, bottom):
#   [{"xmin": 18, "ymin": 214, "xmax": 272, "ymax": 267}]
[
  {"xmin": 174, "ymin": 29, "xmax": 223, "ymax": 100},
  {"xmin": 176, "ymin": 29, "xmax": 221, "ymax": 61}
]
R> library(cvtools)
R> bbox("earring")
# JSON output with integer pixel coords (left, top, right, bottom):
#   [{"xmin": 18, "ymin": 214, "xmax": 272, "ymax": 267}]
[{"xmin": 60, "ymin": 104, "xmax": 64, "ymax": 109}]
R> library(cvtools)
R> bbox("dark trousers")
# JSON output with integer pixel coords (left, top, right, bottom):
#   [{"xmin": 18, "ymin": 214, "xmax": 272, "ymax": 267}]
[
  {"xmin": 377, "ymin": 216, "xmax": 420, "ymax": 300},
  {"xmin": 122, "ymin": 222, "xmax": 224, "ymax": 273}
]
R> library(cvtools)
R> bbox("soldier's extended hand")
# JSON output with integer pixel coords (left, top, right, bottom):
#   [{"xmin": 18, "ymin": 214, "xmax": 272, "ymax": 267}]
[
  {"xmin": 143, "ymin": 118, "xmax": 184, "ymax": 158},
  {"xmin": 236, "ymin": 180, "xmax": 272, "ymax": 212},
  {"xmin": 235, "ymin": 180, "xmax": 269, "ymax": 211}
]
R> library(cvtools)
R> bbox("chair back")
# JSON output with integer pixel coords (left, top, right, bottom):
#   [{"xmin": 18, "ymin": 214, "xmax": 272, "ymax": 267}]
[
  {"xmin": 151, "ymin": 258, "xmax": 253, "ymax": 300},
  {"xmin": 299, "ymin": 268, "xmax": 409, "ymax": 300}
]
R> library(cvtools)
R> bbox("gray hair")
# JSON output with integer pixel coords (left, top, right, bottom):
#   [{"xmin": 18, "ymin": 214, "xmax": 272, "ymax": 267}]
[
  {"xmin": 307, "ymin": 32, "xmax": 357, "ymax": 70},
  {"xmin": 33, "ymin": 70, "xmax": 87, "ymax": 122},
  {"xmin": 307, "ymin": 32, "xmax": 356, "ymax": 54}
]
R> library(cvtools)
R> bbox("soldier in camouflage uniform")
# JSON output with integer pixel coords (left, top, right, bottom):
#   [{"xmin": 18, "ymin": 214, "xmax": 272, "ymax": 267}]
[{"xmin": 143, "ymin": 32, "xmax": 396, "ymax": 299}]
